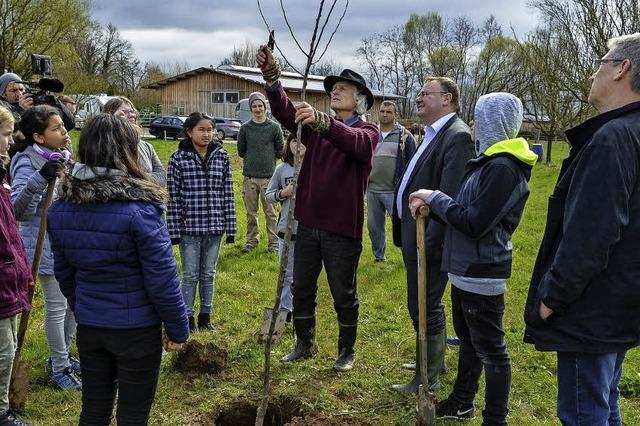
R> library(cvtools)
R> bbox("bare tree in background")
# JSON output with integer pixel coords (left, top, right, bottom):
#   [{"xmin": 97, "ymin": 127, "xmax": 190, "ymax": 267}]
[{"xmin": 308, "ymin": 58, "xmax": 344, "ymax": 76}]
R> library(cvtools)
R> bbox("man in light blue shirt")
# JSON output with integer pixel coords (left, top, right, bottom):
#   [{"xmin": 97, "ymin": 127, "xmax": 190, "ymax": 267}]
[{"xmin": 391, "ymin": 77, "xmax": 474, "ymax": 394}]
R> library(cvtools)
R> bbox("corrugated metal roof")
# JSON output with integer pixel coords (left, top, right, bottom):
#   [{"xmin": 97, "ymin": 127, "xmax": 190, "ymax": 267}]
[{"xmin": 144, "ymin": 65, "xmax": 402, "ymax": 99}]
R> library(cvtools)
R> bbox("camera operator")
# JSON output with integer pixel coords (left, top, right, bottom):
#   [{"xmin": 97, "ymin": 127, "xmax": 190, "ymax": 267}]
[{"xmin": 0, "ymin": 72, "xmax": 75, "ymax": 132}]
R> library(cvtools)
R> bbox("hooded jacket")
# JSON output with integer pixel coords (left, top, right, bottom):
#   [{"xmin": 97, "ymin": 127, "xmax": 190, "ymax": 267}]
[
  {"xmin": 0, "ymin": 163, "xmax": 32, "ymax": 319},
  {"xmin": 428, "ymin": 93, "xmax": 537, "ymax": 290},
  {"xmin": 47, "ymin": 164, "xmax": 189, "ymax": 343},
  {"xmin": 10, "ymin": 145, "xmax": 67, "ymax": 275},
  {"xmin": 429, "ymin": 138, "xmax": 537, "ymax": 281}
]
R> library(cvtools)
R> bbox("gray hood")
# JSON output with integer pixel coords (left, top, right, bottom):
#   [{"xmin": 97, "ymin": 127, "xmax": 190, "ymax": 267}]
[{"xmin": 474, "ymin": 92, "xmax": 523, "ymax": 154}]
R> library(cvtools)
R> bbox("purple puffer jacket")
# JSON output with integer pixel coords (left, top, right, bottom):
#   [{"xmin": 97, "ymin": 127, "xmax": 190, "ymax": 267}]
[{"xmin": 0, "ymin": 165, "xmax": 32, "ymax": 320}]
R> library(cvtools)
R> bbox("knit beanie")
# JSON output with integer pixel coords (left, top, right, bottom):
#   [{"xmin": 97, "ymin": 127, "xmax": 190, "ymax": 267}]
[
  {"xmin": 0, "ymin": 73, "xmax": 22, "ymax": 97},
  {"xmin": 249, "ymin": 91, "xmax": 267, "ymax": 108},
  {"xmin": 474, "ymin": 92, "xmax": 523, "ymax": 155}
]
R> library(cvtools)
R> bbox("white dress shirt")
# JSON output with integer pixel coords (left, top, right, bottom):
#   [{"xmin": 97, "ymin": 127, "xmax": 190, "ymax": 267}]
[{"xmin": 396, "ymin": 112, "xmax": 455, "ymax": 218}]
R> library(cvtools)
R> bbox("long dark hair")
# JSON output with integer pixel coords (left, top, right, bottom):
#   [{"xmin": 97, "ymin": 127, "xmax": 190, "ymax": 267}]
[
  {"xmin": 281, "ymin": 133, "xmax": 298, "ymax": 166},
  {"xmin": 79, "ymin": 113, "xmax": 145, "ymax": 178}
]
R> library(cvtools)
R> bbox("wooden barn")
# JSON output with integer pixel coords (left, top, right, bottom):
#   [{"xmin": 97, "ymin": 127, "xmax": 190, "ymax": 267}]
[{"xmin": 143, "ymin": 65, "xmax": 401, "ymax": 122}]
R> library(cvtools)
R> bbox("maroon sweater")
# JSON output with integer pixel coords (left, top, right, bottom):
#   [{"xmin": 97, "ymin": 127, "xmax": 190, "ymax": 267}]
[
  {"xmin": 266, "ymin": 83, "xmax": 379, "ymax": 239},
  {"xmin": 0, "ymin": 166, "xmax": 32, "ymax": 319}
]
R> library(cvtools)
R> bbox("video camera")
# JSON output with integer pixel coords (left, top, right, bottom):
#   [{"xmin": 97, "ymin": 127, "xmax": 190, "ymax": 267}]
[{"xmin": 19, "ymin": 54, "xmax": 65, "ymax": 107}]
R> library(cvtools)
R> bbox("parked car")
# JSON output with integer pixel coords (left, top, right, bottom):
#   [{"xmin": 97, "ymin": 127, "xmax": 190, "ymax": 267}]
[
  {"xmin": 149, "ymin": 116, "xmax": 187, "ymax": 140},
  {"xmin": 214, "ymin": 117, "xmax": 241, "ymax": 140}
]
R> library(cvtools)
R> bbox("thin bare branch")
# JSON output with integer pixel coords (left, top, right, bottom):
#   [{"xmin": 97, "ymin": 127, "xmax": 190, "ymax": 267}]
[
  {"xmin": 302, "ymin": 0, "xmax": 326, "ymax": 75},
  {"xmin": 256, "ymin": 0, "xmax": 302, "ymax": 75},
  {"xmin": 312, "ymin": 0, "xmax": 349, "ymax": 64},
  {"xmin": 256, "ymin": 0, "xmax": 272, "ymax": 32},
  {"xmin": 311, "ymin": 0, "xmax": 339, "ymax": 58},
  {"xmin": 279, "ymin": 0, "xmax": 308, "ymax": 57}
]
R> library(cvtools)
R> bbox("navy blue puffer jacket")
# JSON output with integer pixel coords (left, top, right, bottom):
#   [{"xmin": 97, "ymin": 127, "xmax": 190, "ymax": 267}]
[{"xmin": 47, "ymin": 165, "xmax": 189, "ymax": 343}]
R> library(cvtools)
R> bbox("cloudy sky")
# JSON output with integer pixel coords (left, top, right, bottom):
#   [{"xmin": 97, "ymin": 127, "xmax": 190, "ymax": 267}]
[{"xmin": 91, "ymin": 0, "xmax": 541, "ymax": 73}]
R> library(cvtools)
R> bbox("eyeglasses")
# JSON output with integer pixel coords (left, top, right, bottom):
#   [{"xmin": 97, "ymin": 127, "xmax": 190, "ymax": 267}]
[
  {"xmin": 417, "ymin": 90, "xmax": 449, "ymax": 98},
  {"xmin": 119, "ymin": 109, "xmax": 136, "ymax": 116},
  {"xmin": 594, "ymin": 58, "xmax": 626, "ymax": 68}
]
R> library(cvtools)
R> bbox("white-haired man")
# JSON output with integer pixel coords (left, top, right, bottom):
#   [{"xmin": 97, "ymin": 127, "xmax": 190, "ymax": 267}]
[
  {"xmin": 257, "ymin": 45, "xmax": 379, "ymax": 372},
  {"xmin": 524, "ymin": 33, "xmax": 640, "ymax": 424}
]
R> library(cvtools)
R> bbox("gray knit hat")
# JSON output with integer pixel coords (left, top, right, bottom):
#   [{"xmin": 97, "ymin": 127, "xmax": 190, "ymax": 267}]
[
  {"xmin": 474, "ymin": 92, "xmax": 523, "ymax": 155},
  {"xmin": 249, "ymin": 91, "xmax": 267, "ymax": 108},
  {"xmin": 0, "ymin": 73, "xmax": 22, "ymax": 97}
]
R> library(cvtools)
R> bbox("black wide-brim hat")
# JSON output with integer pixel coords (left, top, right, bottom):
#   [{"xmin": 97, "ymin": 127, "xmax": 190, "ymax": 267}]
[{"xmin": 323, "ymin": 69, "xmax": 375, "ymax": 111}]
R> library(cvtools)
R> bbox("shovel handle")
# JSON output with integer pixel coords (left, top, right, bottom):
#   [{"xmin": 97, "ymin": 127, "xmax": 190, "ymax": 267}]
[
  {"xmin": 415, "ymin": 204, "xmax": 430, "ymax": 388},
  {"xmin": 14, "ymin": 180, "xmax": 56, "ymax": 359}
]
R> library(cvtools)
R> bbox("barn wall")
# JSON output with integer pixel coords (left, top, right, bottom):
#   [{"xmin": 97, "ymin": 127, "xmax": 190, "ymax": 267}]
[{"xmin": 156, "ymin": 70, "xmax": 391, "ymax": 122}]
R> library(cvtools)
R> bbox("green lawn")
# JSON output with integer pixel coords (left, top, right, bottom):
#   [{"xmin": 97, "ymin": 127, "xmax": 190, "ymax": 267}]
[{"xmin": 19, "ymin": 135, "xmax": 640, "ymax": 425}]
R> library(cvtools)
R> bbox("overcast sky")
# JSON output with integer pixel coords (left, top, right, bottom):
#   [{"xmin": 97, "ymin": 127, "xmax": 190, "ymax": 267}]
[{"xmin": 91, "ymin": 0, "xmax": 541, "ymax": 73}]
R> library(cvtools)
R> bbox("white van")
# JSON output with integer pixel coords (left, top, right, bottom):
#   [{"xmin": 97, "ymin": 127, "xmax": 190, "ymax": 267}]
[{"xmin": 73, "ymin": 94, "xmax": 114, "ymax": 129}]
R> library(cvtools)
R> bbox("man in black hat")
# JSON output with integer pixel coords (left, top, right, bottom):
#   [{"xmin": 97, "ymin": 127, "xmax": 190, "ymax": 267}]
[{"xmin": 257, "ymin": 45, "xmax": 379, "ymax": 372}]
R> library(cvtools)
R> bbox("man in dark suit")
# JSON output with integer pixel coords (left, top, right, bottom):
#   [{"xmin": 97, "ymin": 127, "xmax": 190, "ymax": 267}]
[{"xmin": 392, "ymin": 77, "xmax": 474, "ymax": 393}]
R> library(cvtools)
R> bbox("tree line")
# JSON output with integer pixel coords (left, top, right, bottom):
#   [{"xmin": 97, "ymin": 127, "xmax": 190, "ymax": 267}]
[
  {"xmin": 356, "ymin": 0, "xmax": 639, "ymax": 153},
  {"xmin": 3, "ymin": 0, "xmax": 639, "ymax": 153}
]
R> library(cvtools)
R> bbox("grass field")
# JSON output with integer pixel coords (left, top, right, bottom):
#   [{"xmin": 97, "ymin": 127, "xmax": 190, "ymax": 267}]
[{"xmin": 18, "ymin": 135, "xmax": 640, "ymax": 425}]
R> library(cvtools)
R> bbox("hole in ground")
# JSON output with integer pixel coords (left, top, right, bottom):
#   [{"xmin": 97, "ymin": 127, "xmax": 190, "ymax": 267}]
[{"xmin": 214, "ymin": 397, "xmax": 302, "ymax": 426}]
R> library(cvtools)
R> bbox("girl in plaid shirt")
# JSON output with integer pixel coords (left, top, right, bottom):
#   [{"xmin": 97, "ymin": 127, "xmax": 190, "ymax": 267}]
[{"xmin": 167, "ymin": 112, "xmax": 236, "ymax": 332}]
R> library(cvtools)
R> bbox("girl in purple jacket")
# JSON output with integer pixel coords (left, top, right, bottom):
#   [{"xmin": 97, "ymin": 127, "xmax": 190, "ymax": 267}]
[{"xmin": 0, "ymin": 106, "xmax": 33, "ymax": 426}]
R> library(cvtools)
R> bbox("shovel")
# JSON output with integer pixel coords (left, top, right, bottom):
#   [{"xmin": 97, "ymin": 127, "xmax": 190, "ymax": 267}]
[
  {"xmin": 9, "ymin": 180, "xmax": 56, "ymax": 413},
  {"xmin": 258, "ymin": 307, "xmax": 287, "ymax": 343},
  {"xmin": 415, "ymin": 205, "xmax": 437, "ymax": 425}
]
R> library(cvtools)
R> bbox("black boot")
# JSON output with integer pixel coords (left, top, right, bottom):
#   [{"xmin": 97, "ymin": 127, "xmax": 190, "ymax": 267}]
[
  {"xmin": 333, "ymin": 324, "xmax": 357, "ymax": 372},
  {"xmin": 281, "ymin": 317, "xmax": 318, "ymax": 362},
  {"xmin": 188, "ymin": 316, "xmax": 196, "ymax": 332},
  {"xmin": 197, "ymin": 313, "xmax": 215, "ymax": 331}
]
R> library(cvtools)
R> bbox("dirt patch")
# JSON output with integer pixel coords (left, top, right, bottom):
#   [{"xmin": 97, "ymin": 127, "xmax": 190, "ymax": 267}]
[
  {"xmin": 173, "ymin": 340, "xmax": 228, "ymax": 376},
  {"xmin": 215, "ymin": 397, "xmax": 302, "ymax": 426},
  {"xmin": 285, "ymin": 415, "xmax": 372, "ymax": 426},
  {"xmin": 182, "ymin": 409, "xmax": 218, "ymax": 425}
]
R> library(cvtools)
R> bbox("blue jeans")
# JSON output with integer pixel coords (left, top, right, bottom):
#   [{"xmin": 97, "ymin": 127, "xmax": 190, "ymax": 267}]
[
  {"xmin": 179, "ymin": 234, "xmax": 223, "ymax": 317},
  {"xmin": 40, "ymin": 274, "xmax": 76, "ymax": 374},
  {"xmin": 557, "ymin": 351, "xmax": 626, "ymax": 426},
  {"xmin": 366, "ymin": 191, "xmax": 394, "ymax": 260}
]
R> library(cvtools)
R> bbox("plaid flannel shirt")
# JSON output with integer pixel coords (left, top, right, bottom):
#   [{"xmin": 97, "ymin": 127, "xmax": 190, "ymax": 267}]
[{"xmin": 167, "ymin": 143, "xmax": 236, "ymax": 239}]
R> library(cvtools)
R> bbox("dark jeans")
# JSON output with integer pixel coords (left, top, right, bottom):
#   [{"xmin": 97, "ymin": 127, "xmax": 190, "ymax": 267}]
[
  {"xmin": 451, "ymin": 286, "xmax": 511, "ymax": 426},
  {"xmin": 292, "ymin": 223, "xmax": 362, "ymax": 326},
  {"xmin": 77, "ymin": 325, "xmax": 163, "ymax": 426},
  {"xmin": 557, "ymin": 351, "xmax": 626, "ymax": 426}
]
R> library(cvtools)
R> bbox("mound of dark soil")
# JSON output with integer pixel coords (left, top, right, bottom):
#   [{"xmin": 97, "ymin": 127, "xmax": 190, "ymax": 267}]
[{"xmin": 174, "ymin": 340, "xmax": 227, "ymax": 376}]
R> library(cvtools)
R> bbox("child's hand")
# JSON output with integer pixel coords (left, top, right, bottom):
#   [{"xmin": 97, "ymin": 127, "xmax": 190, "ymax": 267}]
[
  {"xmin": 280, "ymin": 182, "xmax": 294, "ymax": 198},
  {"xmin": 163, "ymin": 336, "xmax": 184, "ymax": 352}
]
